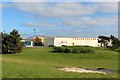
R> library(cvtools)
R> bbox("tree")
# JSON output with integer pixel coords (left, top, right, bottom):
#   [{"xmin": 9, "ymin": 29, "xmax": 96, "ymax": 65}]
[
  {"xmin": 98, "ymin": 35, "xmax": 110, "ymax": 47},
  {"xmin": 110, "ymin": 35, "xmax": 120, "ymax": 49},
  {"xmin": 2, "ymin": 29, "xmax": 23, "ymax": 54},
  {"xmin": 98, "ymin": 35, "xmax": 120, "ymax": 50}
]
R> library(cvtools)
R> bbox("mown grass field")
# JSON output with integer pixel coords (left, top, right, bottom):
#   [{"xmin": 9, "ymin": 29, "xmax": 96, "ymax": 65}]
[{"xmin": 2, "ymin": 47, "xmax": 119, "ymax": 78}]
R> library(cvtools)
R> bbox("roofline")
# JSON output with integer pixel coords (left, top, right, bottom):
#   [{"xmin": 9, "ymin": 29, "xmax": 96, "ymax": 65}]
[{"xmin": 24, "ymin": 35, "xmax": 98, "ymax": 39}]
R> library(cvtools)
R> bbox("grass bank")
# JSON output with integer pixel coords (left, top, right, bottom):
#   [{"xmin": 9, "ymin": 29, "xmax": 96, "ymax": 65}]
[{"xmin": 2, "ymin": 47, "xmax": 118, "ymax": 78}]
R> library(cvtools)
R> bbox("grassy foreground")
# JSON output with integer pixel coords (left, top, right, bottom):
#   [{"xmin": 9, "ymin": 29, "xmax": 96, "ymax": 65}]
[{"xmin": 2, "ymin": 47, "xmax": 118, "ymax": 78}]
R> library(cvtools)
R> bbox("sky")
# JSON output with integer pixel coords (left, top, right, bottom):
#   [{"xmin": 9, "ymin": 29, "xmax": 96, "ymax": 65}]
[{"xmin": 1, "ymin": 1, "xmax": 118, "ymax": 38}]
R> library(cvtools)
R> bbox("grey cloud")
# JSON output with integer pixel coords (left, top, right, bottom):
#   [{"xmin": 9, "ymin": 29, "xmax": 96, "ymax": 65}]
[
  {"xmin": 97, "ymin": 2, "xmax": 118, "ymax": 13},
  {"xmin": 61, "ymin": 16, "xmax": 117, "ymax": 27},
  {"xmin": 3, "ymin": 2, "xmax": 118, "ymax": 28},
  {"xmin": 23, "ymin": 22, "xmax": 56, "ymax": 27},
  {"xmin": 4, "ymin": 2, "xmax": 117, "ymax": 18},
  {"xmin": 23, "ymin": 16, "xmax": 117, "ymax": 28},
  {"xmin": 2, "ymin": 0, "xmax": 119, "ymax": 2}
]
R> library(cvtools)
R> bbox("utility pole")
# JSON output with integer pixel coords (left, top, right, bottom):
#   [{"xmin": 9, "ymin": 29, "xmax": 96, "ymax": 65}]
[
  {"xmin": 34, "ymin": 28, "xmax": 36, "ymax": 36},
  {"xmin": 3, "ymin": 30, "xmax": 5, "ymax": 34}
]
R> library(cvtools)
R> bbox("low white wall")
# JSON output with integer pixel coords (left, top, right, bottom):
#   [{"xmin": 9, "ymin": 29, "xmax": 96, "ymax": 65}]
[{"xmin": 54, "ymin": 37, "xmax": 99, "ymax": 47}]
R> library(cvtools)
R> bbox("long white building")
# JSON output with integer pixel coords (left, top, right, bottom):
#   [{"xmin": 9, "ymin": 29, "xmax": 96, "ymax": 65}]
[
  {"xmin": 53, "ymin": 37, "xmax": 99, "ymax": 47},
  {"xmin": 23, "ymin": 35, "xmax": 100, "ymax": 47}
]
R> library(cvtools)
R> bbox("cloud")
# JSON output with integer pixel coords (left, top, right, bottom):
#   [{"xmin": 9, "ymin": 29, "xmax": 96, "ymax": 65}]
[
  {"xmin": 95, "ymin": 2, "xmax": 118, "ymax": 13},
  {"xmin": 10, "ymin": 2, "xmax": 95, "ymax": 18},
  {"xmin": 2, "ymin": 0, "xmax": 47, "ymax": 2},
  {"xmin": 3, "ymin": 2, "xmax": 118, "ymax": 18},
  {"xmin": 23, "ymin": 16, "xmax": 117, "ymax": 28},
  {"xmin": 23, "ymin": 22, "xmax": 56, "ymax": 27},
  {"xmin": 3, "ymin": 2, "xmax": 118, "ymax": 31},
  {"xmin": 2, "ymin": 0, "xmax": 119, "ymax": 2},
  {"xmin": 0, "ymin": 4, "xmax": 1, "ymax": 8},
  {"xmin": 61, "ymin": 16, "xmax": 117, "ymax": 27}
]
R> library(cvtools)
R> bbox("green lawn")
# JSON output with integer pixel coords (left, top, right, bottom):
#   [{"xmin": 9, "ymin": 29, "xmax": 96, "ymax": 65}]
[{"xmin": 2, "ymin": 47, "xmax": 119, "ymax": 78}]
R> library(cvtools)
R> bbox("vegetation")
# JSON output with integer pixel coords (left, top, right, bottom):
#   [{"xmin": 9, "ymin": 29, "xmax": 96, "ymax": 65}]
[
  {"xmin": 2, "ymin": 29, "xmax": 23, "ymax": 54},
  {"xmin": 98, "ymin": 35, "xmax": 120, "ymax": 50},
  {"xmin": 53, "ymin": 46, "xmax": 94, "ymax": 54},
  {"xmin": 2, "ymin": 47, "xmax": 118, "ymax": 78}
]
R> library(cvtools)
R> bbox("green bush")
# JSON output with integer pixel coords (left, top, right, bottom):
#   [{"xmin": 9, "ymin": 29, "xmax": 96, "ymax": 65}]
[
  {"xmin": 53, "ymin": 46, "xmax": 94, "ymax": 54},
  {"xmin": 53, "ymin": 47, "xmax": 63, "ymax": 53},
  {"xmin": 72, "ymin": 47, "xmax": 80, "ymax": 53},
  {"xmin": 64, "ymin": 48, "xmax": 71, "ymax": 53}
]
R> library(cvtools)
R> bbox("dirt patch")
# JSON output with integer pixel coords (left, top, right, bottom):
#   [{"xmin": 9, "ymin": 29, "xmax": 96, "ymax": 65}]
[{"xmin": 56, "ymin": 67, "xmax": 119, "ymax": 74}]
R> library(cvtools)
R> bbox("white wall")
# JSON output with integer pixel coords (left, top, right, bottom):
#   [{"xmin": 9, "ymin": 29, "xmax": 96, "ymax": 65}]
[{"xmin": 54, "ymin": 37, "xmax": 99, "ymax": 47}]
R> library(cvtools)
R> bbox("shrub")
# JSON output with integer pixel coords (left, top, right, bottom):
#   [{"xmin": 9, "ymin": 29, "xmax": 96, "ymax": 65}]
[
  {"xmin": 53, "ymin": 46, "xmax": 94, "ymax": 54},
  {"xmin": 64, "ymin": 48, "xmax": 71, "ymax": 53},
  {"xmin": 53, "ymin": 47, "xmax": 63, "ymax": 53},
  {"xmin": 72, "ymin": 48, "xmax": 80, "ymax": 53}
]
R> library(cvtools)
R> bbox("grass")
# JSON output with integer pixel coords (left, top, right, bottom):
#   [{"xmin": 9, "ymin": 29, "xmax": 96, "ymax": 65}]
[{"xmin": 2, "ymin": 47, "xmax": 119, "ymax": 78}]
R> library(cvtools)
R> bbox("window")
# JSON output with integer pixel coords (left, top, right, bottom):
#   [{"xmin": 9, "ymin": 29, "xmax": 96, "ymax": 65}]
[{"xmin": 25, "ymin": 41, "xmax": 31, "ymax": 45}]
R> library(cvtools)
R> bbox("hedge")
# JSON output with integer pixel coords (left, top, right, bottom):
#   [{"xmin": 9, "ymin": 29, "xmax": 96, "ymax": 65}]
[{"xmin": 53, "ymin": 46, "xmax": 94, "ymax": 54}]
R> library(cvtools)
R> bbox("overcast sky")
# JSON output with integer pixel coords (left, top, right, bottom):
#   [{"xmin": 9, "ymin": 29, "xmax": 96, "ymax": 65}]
[{"xmin": 2, "ymin": 1, "xmax": 118, "ymax": 38}]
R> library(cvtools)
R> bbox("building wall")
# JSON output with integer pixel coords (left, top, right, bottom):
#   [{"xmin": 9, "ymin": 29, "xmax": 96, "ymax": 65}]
[
  {"xmin": 54, "ymin": 37, "xmax": 99, "ymax": 47},
  {"xmin": 44, "ymin": 37, "xmax": 54, "ymax": 46},
  {"xmin": 24, "ymin": 36, "xmax": 100, "ymax": 47},
  {"xmin": 31, "ymin": 36, "xmax": 54, "ymax": 46}
]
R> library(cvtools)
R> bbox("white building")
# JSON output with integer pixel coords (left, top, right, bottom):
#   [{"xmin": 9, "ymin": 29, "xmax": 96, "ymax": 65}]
[
  {"xmin": 54, "ymin": 37, "xmax": 99, "ymax": 47},
  {"xmin": 23, "ymin": 35, "xmax": 99, "ymax": 47}
]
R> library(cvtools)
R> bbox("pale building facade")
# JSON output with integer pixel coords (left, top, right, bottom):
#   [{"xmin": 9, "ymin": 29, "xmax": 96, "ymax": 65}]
[
  {"xmin": 54, "ymin": 37, "xmax": 99, "ymax": 47},
  {"xmin": 23, "ymin": 35, "xmax": 99, "ymax": 47}
]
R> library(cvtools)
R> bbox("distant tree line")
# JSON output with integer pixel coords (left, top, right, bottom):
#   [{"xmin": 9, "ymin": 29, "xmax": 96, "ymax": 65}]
[
  {"xmin": 98, "ymin": 35, "xmax": 120, "ymax": 50},
  {"xmin": 1, "ymin": 29, "xmax": 23, "ymax": 54}
]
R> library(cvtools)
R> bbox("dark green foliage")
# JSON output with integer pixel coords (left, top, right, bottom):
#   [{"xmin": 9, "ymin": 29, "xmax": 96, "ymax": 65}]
[
  {"xmin": 98, "ymin": 35, "xmax": 120, "ymax": 50},
  {"xmin": 64, "ymin": 47, "xmax": 71, "ymax": 53},
  {"xmin": 2, "ymin": 29, "xmax": 23, "ymax": 54},
  {"xmin": 53, "ymin": 46, "xmax": 94, "ymax": 54},
  {"xmin": 53, "ymin": 47, "xmax": 63, "ymax": 53},
  {"xmin": 110, "ymin": 35, "xmax": 120, "ymax": 49},
  {"xmin": 98, "ymin": 35, "xmax": 110, "ymax": 47},
  {"xmin": 53, "ymin": 47, "xmax": 70, "ymax": 53},
  {"xmin": 72, "ymin": 48, "xmax": 79, "ymax": 53}
]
